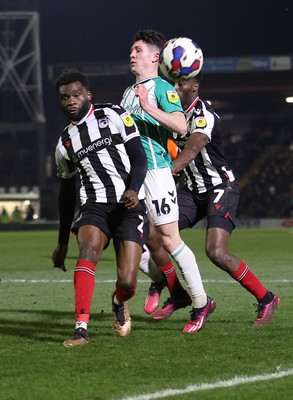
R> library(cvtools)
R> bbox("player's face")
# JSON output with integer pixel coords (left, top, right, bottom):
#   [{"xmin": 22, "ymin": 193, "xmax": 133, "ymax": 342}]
[
  {"xmin": 58, "ymin": 81, "xmax": 92, "ymax": 121},
  {"xmin": 129, "ymin": 40, "xmax": 159, "ymax": 77},
  {"xmin": 174, "ymin": 79, "xmax": 198, "ymax": 109}
]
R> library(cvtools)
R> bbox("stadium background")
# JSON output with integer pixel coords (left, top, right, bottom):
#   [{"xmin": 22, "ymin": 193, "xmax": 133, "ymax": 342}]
[{"xmin": 0, "ymin": 0, "xmax": 292, "ymax": 227}]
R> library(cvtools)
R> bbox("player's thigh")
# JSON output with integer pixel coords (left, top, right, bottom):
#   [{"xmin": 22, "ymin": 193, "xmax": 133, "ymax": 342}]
[
  {"xmin": 144, "ymin": 168, "xmax": 179, "ymax": 226},
  {"xmin": 113, "ymin": 201, "xmax": 148, "ymax": 284},
  {"xmin": 77, "ymin": 224, "xmax": 108, "ymax": 262},
  {"xmin": 113, "ymin": 200, "xmax": 148, "ymax": 248},
  {"xmin": 207, "ymin": 182, "xmax": 240, "ymax": 233},
  {"xmin": 177, "ymin": 187, "xmax": 199, "ymax": 230}
]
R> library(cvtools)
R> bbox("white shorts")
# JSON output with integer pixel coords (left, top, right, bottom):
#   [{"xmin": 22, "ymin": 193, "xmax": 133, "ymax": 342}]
[{"xmin": 144, "ymin": 167, "xmax": 179, "ymax": 226}]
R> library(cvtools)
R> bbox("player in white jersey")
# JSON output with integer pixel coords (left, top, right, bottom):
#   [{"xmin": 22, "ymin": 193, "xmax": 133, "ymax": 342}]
[
  {"xmin": 52, "ymin": 70, "xmax": 148, "ymax": 346},
  {"xmin": 121, "ymin": 29, "xmax": 215, "ymax": 331}
]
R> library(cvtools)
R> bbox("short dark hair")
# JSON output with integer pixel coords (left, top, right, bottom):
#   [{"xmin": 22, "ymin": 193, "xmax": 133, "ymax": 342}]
[
  {"xmin": 55, "ymin": 70, "xmax": 89, "ymax": 92},
  {"xmin": 133, "ymin": 29, "xmax": 166, "ymax": 51}
]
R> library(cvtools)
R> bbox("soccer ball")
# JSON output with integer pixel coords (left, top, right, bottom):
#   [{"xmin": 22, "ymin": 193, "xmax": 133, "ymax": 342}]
[{"xmin": 159, "ymin": 37, "xmax": 204, "ymax": 82}]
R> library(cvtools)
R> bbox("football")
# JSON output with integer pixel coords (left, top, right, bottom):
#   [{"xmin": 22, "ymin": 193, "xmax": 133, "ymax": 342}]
[{"xmin": 159, "ymin": 37, "xmax": 204, "ymax": 82}]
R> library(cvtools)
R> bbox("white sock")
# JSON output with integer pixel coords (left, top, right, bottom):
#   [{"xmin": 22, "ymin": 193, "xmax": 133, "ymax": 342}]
[
  {"xmin": 171, "ymin": 242, "xmax": 207, "ymax": 308},
  {"xmin": 113, "ymin": 295, "xmax": 121, "ymax": 305},
  {"xmin": 139, "ymin": 246, "xmax": 163, "ymax": 282},
  {"xmin": 75, "ymin": 321, "xmax": 87, "ymax": 330}
]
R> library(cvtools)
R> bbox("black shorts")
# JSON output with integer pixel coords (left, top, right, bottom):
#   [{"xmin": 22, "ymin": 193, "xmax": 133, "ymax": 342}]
[
  {"xmin": 72, "ymin": 200, "xmax": 149, "ymax": 248},
  {"xmin": 178, "ymin": 181, "xmax": 240, "ymax": 234}
]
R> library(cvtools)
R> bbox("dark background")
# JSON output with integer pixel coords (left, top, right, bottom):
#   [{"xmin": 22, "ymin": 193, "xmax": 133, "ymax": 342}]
[
  {"xmin": 1, "ymin": 0, "xmax": 293, "ymax": 221},
  {"xmin": 2, "ymin": 0, "xmax": 293, "ymax": 120},
  {"xmin": 37, "ymin": 0, "xmax": 292, "ymax": 62},
  {"xmin": 38, "ymin": 0, "xmax": 293, "ymax": 118}
]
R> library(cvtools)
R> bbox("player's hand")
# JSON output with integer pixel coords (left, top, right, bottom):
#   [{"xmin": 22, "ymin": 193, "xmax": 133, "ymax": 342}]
[
  {"xmin": 51, "ymin": 244, "xmax": 68, "ymax": 272},
  {"xmin": 123, "ymin": 190, "xmax": 139, "ymax": 209},
  {"xmin": 172, "ymin": 170, "xmax": 186, "ymax": 190}
]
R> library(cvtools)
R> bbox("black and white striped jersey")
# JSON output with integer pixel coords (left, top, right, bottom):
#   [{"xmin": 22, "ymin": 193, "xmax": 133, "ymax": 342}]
[
  {"xmin": 55, "ymin": 103, "xmax": 145, "ymax": 205},
  {"xmin": 174, "ymin": 97, "xmax": 235, "ymax": 194}
]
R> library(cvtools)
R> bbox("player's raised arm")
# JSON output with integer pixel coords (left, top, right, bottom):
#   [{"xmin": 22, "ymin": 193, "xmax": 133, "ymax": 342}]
[{"xmin": 135, "ymin": 83, "xmax": 186, "ymax": 135}]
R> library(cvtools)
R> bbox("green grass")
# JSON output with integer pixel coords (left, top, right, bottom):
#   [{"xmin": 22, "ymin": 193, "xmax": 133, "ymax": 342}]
[{"xmin": 0, "ymin": 228, "xmax": 292, "ymax": 400}]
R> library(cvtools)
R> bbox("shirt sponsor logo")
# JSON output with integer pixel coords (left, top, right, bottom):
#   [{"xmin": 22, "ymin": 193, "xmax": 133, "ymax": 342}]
[
  {"xmin": 167, "ymin": 90, "xmax": 179, "ymax": 103},
  {"xmin": 121, "ymin": 112, "xmax": 134, "ymax": 127},
  {"xmin": 195, "ymin": 117, "xmax": 207, "ymax": 128},
  {"xmin": 77, "ymin": 136, "xmax": 113, "ymax": 159}
]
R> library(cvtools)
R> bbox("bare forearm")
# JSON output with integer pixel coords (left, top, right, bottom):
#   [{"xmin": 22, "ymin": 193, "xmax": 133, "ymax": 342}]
[
  {"xmin": 143, "ymin": 106, "xmax": 186, "ymax": 135},
  {"xmin": 173, "ymin": 147, "xmax": 197, "ymax": 174},
  {"xmin": 173, "ymin": 132, "xmax": 209, "ymax": 174}
]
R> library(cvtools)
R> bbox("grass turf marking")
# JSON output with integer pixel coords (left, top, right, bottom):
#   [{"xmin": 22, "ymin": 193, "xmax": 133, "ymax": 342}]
[{"xmin": 118, "ymin": 368, "xmax": 293, "ymax": 400}]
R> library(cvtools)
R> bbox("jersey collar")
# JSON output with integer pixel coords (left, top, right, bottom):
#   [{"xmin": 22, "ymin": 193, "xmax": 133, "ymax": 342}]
[
  {"xmin": 134, "ymin": 76, "xmax": 157, "ymax": 86},
  {"xmin": 185, "ymin": 97, "xmax": 200, "ymax": 114}
]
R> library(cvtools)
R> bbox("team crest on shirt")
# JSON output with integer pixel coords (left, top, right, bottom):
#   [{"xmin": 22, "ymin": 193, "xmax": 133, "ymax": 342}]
[
  {"xmin": 121, "ymin": 112, "xmax": 134, "ymax": 127},
  {"xmin": 98, "ymin": 117, "xmax": 109, "ymax": 129},
  {"xmin": 195, "ymin": 117, "xmax": 207, "ymax": 128},
  {"xmin": 167, "ymin": 90, "xmax": 179, "ymax": 103}
]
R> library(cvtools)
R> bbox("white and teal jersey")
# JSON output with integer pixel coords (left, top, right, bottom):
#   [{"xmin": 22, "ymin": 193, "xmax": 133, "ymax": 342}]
[{"xmin": 121, "ymin": 76, "xmax": 183, "ymax": 170}]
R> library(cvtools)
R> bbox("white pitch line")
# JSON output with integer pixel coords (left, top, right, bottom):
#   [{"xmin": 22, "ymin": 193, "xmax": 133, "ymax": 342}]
[
  {"xmin": 1, "ymin": 278, "xmax": 293, "ymax": 284},
  {"xmin": 118, "ymin": 368, "xmax": 293, "ymax": 400}
]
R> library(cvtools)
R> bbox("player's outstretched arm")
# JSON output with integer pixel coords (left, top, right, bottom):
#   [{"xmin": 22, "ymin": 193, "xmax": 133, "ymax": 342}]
[{"xmin": 173, "ymin": 132, "xmax": 209, "ymax": 175}]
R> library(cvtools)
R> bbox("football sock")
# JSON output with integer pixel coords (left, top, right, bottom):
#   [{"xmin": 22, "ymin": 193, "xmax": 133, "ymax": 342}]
[
  {"xmin": 114, "ymin": 281, "xmax": 136, "ymax": 304},
  {"xmin": 171, "ymin": 242, "xmax": 207, "ymax": 308},
  {"xmin": 74, "ymin": 259, "xmax": 96, "ymax": 323},
  {"xmin": 231, "ymin": 261, "xmax": 267, "ymax": 301},
  {"xmin": 158, "ymin": 261, "xmax": 183, "ymax": 294},
  {"xmin": 75, "ymin": 321, "xmax": 87, "ymax": 330},
  {"xmin": 139, "ymin": 246, "xmax": 164, "ymax": 282}
]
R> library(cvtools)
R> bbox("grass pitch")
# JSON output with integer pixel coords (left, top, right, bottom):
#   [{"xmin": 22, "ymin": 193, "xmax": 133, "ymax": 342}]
[{"xmin": 0, "ymin": 228, "xmax": 292, "ymax": 400}]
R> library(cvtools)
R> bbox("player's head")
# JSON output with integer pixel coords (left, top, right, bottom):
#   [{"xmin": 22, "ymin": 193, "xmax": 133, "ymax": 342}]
[
  {"xmin": 173, "ymin": 75, "xmax": 201, "ymax": 110},
  {"xmin": 55, "ymin": 70, "xmax": 90, "ymax": 92},
  {"xmin": 133, "ymin": 29, "xmax": 166, "ymax": 50},
  {"xmin": 130, "ymin": 29, "xmax": 166, "ymax": 80},
  {"xmin": 55, "ymin": 70, "xmax": 92, "ymax": 122}
]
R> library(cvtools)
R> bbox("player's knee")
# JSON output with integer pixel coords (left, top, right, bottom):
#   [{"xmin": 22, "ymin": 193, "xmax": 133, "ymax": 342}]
[
  {"xmin": 160, "ymin": 235, "xmax": 179, "ymax": 254},
  {"xmin": 78, "ymin": 244, "xmax": 99, "ymax": 264},
  {"xmin": 206, "ymin": 245, "xmax": 226, "ymax": 267},
  {"xmin": 78, "ymin": 234, "xmax": 103, "ymax": 263}
]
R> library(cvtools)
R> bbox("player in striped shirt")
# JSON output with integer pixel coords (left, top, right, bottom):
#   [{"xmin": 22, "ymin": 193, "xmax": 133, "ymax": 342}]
[
  {"xmin": 52, "ymin": 71, "xmax": 148, "ymax": 346},
  {"xmin": 171, "ymin": 73, "xmax": 280, "ymax": 327},
  {"xmin": 121, "ymin": 30, "xmax": 215, "ymax": 331}
]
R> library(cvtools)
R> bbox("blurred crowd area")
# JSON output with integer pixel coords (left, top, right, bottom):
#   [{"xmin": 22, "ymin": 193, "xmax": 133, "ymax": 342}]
[
  {"xmin": 224, "ymin": 116, "xmax": 293, "ymax": 218},
  {"xmin": 0, "ymin": 204, "xmax": 35, "ymax": 224},
  {"xmin": 0, "ymin": 116, "xmax": 292, "ymax": 221}
]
